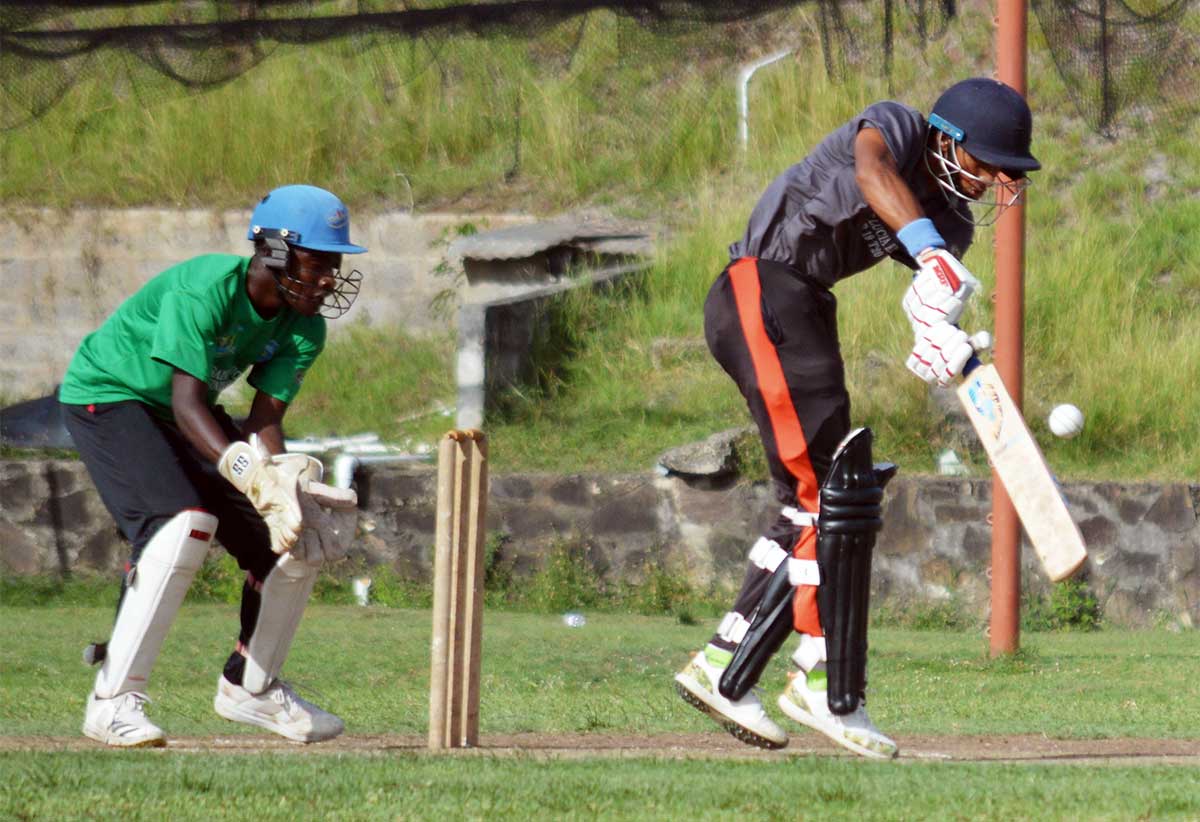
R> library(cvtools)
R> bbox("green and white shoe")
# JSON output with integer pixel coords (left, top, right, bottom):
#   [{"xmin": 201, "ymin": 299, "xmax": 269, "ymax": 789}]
[
  {"xmin": 777, "ymin": 667, "xmax": 898, "ymax": 760},
  {"xmin": 674, "ymin": 648, "xmax": 788, "ymax": 750}
]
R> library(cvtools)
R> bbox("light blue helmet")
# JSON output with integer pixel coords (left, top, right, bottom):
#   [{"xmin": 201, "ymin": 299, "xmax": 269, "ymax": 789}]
[
  {"xmin": 248, "ymin": 185, "xmax": 366, "ymax": 318},
  {"xmin": 247, "ymin": 184, "xmax": 366, "ymax": 254}
]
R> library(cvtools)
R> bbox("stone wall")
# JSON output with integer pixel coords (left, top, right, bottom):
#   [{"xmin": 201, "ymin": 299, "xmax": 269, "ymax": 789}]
[{"xmin": 2, "ymin": 458, "xmax": 1197, "ymax": 628}]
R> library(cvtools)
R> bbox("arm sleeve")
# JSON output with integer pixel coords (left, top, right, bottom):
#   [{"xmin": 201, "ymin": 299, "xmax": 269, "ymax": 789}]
[
  {"xmin": 149, "ymin": 290, "xmax": 219, "ymax": 383},
  {"xmin": 853, "ymin": 101, "xmax": 927, "ymax": 175}
]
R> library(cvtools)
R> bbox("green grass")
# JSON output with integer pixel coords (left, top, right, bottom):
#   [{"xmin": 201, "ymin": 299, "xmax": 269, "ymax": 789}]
[
  {"xmin": 4, "ymin": 1, "xmax": 1199, "ymax": 482},
  {"xmin": 2, "ymin": 607, "xmax": 1199, "ymax": 819},
  {"xmin": 3, "ymin": 607, "xmax": 1198, "ymax": 739},
  {"xmin": 4, "ymin": 754, "xmax": 1200, "ymax": 820},
  {"xmin": 281, "ymin": 6, "xmax": 1197, "ymax": 481}
]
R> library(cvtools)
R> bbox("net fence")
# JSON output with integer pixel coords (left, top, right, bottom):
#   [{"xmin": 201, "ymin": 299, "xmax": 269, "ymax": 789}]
[{"xmin": 1, "ymin": 1, "xmax": 1196, "ymax": 139}]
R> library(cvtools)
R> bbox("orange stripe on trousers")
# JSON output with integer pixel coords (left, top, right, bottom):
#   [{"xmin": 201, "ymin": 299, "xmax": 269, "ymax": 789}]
[{"xmin": 727, "ymin": 258, "xmax": 822, "ymax": 636}]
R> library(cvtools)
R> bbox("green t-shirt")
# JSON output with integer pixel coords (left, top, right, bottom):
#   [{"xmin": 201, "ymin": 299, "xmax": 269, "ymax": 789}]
[{"xmin": 59, "ymin": 254, "xmax": 325, "ymax": 418}]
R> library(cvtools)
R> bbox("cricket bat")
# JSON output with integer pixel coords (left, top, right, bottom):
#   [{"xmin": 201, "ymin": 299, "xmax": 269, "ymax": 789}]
[{"xmin": 956, "ymin": 361, "xmax": 1088, "ymax": 581}]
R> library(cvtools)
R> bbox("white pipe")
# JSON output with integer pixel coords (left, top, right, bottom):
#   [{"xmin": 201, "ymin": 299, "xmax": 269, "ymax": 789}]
[
  {"xmin": 333, "ymin": 454, "xmax": 361, "ymax": 490},
  {"xmin": 738, "ymin": 49, "xmax": 794, "ymax": 154},
  {"xmin": 333, "ymin": 452, "xmax": 433, "ymax": 489},
  {"xmin": 286, "ymin": 433, "xmax": 382, "ymax": 454}
]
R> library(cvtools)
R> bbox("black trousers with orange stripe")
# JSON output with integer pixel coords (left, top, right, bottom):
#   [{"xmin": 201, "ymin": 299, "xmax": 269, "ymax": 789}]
[{"xmin": 704, "ymin": 256, "xmax": 851, "ymax": 652}]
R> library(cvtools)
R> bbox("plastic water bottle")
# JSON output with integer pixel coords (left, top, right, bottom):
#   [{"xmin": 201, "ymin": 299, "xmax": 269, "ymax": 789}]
[
  {"xmin": 562, "ymin": 611, "xmax": 587, "ymax": 628},
  {"xmin": 352, "ymin": 577, "xmax": 372, "ymax": 606},
  {"xmin": 937, "ymin": 449, "xmax": 969, "ymax": 477}
]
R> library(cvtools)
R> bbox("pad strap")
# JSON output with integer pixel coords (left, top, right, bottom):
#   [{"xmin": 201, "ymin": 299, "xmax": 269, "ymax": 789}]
[{"xmin": 781, "ymin": 506, "xmax": 818, "ymax": 527}]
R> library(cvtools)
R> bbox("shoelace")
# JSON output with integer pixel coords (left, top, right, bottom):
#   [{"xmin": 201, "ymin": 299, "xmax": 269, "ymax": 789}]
[
  {"xmin": 119, "ymin": 691, "xmax": 152, "ymax": 716},
  {"xmin": 269, "ymin": 681, "xmax": 300, "ymax": 714}
]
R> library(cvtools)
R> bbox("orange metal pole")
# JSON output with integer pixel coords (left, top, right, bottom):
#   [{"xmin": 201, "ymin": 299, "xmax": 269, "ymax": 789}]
[{"xmin": 990, "ymin": 0, "xmax": 1028, "ymax": 656}]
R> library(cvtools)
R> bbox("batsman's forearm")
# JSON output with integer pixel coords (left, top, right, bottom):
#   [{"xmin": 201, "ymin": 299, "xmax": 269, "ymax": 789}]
[{"xmin": 858, "ymin": 165, "xmax": 926, "ymax": 232}]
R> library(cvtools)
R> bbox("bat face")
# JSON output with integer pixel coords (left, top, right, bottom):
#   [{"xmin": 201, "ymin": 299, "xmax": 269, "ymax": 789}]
[
  {"xmin": 956, "ymin": 364, "xmax": 1088, "ymax": 582},
  {"xmin": 962, "ymin": 376, "xmax": 1005, "ymax": 443}
]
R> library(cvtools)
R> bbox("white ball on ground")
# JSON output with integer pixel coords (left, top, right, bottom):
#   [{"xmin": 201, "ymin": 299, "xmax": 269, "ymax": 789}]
[{"xmin": 1048, "ymin": 404, "xmax": 1085, "ymax": 438}]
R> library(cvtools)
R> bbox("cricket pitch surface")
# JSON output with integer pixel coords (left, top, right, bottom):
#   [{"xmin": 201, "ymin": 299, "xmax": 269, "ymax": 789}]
[{"xmin": 4, "ymin": 733, "xmax": 1198, "ymax": 765}]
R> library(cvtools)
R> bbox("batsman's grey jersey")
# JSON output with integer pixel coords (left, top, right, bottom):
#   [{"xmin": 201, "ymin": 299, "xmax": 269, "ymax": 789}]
[{"xmin": 730, "ymin": 101, "xmax": 973, "ymax": 286}]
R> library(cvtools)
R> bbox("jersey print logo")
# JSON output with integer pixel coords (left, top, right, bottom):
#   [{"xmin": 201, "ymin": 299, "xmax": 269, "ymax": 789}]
[
  {"xmin": 213, "ymin": 334, "xmax": 236, "ymax": 355},
  {"xmin": 859, "ymin": 215, "xmax": 899, "ymax": 260},
  {"xmin": 256, "ymin": 340, "xmax": 280, "ymax": 363}
]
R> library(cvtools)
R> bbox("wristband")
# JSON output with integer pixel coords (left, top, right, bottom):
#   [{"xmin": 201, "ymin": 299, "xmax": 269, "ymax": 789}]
[{"xmin": 896, "ymin": 218, "xmax": 946, "ymax": 258}]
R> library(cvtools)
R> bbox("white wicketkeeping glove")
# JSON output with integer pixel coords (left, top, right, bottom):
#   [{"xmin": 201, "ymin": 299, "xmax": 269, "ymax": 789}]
[
  {"xmin": 906, "ymin": 322, "xmax": 977, "ymax": 387},
  {"xmin": 218, "ymin": 434, "xmax": 305, "ymax": 555},
  {"xmin": 902, "ymin": 248, "xmax": 980, "ymax": 333},
  {"xmin": 275, "ymin": 455, "xmax": 359, "ymax": 565}
]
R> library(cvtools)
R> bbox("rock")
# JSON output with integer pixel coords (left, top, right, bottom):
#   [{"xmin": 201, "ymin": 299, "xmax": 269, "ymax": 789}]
[{"xmin": 657, "ymin": 426, "xmax": 755, "ymax": 478}]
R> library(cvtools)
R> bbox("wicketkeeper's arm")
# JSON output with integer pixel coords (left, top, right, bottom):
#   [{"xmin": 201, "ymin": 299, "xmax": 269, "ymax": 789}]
[
  {"xmin": 241, "ymin": 389, "xmax": 290, "ymax": 456},
  {"xmin": 171, "ymin": 370, "xmax": 236, "ymax": 464}
]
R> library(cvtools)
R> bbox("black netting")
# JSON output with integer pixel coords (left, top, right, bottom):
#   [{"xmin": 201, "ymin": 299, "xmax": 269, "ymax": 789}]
[
  {"xmin": 1032, "ymin": 0, "xmax": 1199, "ymax": 136},
  {"xmin": 1, "ymin": 1, "xmax": 1195, "ymax": 135},
  {"xmin": 1, "ymin": 1, "xmax": 958, "ymax": 131}
]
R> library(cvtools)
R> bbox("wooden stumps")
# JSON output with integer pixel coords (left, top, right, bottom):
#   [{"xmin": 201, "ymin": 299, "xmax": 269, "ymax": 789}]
[{"xmin": 429, "ymin": 429, "xmax": 488, "ymax": 749}]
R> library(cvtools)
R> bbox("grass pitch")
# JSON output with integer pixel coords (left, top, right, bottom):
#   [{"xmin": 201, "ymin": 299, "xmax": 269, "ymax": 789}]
[{"xmin": 2, "ymin": 606, "xmax": 1198, "ymax": 819}]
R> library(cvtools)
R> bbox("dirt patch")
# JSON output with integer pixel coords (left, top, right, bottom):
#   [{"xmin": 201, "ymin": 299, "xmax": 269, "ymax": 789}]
[{"xmin": 4, "ymin": 732, "xmax": 1197, "ymax": 765}]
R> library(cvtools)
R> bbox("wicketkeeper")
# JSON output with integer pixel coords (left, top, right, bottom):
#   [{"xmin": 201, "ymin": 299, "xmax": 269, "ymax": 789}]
[
  {"xmin": 60, "ymin": 184, "xmax": 365, "ymax": 747},
  {"xmin": 675, "ymin": 78, "xmax": 1040, "ymax": 758}
]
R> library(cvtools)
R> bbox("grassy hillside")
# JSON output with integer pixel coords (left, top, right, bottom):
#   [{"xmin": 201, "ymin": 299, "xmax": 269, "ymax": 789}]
[{"xmin": 3, "ymin": 2, "xmax": 1197, "ymax": 479}]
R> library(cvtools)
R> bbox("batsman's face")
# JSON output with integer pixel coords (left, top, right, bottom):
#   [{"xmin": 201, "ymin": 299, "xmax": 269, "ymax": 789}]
[
  {"xmin": 952, "ymin": 144, "xmax": 1027, "ymax": 205},
  {"xmin": 953, "ymin": 147, "xmax": 999, "ymax": 199},
  {"xmin": 281, "ymin": 248, "xmax": 343, "ymax": 316}
]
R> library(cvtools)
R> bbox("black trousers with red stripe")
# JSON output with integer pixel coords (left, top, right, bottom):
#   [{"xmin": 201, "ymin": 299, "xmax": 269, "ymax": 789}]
[{"xmin": 703, "ymin": 256, "xmax": 852, "ymax": 652}]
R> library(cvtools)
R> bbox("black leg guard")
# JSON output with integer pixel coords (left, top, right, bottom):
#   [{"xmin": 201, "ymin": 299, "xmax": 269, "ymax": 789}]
[
  {"xmin": 718, "ymin": 558, "xmax": 794, "ymax": 701},
  {"xmin": 817, "ymin": 427, "xmax": 896, "ymax": 715}
]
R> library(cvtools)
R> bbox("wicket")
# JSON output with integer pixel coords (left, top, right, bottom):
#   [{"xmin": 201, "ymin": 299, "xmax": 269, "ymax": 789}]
[{"xmin": 428, "ymin": 429, "xmax": 488, "ymax": 749}]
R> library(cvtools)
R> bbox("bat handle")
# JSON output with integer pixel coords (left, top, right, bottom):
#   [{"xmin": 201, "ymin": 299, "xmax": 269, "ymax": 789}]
[{"xmin": 963, "ymin": 330, "xmax": 992, "ymax": 377}]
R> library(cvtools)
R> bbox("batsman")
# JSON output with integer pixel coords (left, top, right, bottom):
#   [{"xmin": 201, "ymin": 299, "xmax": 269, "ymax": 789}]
[
  {"xmin": 60, "ymin": 184, "xmax": 365, "ymax": 747},
  {"xmin": 675, "ymin": 78, "xmax": 1040, "ymax": 758}
]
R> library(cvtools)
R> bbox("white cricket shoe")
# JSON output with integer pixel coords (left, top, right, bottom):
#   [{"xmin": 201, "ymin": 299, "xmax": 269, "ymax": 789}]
[
  {"xmin": 82, "ymin": 690, "xmax": 166, "ymax": 748},
  {"xmin": 777, "ymin": 668, "xmax": 898, "ymax": 760},
  {"xmin": 674, "ymin": 649, "xmax": 788, "ymax": 750},
  {"xmin": 214, "ymin": 676, "xmax": 344, "ymax": 743}
]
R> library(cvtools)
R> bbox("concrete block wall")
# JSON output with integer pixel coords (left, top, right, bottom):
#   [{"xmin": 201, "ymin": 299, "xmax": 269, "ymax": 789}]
[{"xmin": 1, "ymin": 207, "xmax": 534, "ymax": 400}]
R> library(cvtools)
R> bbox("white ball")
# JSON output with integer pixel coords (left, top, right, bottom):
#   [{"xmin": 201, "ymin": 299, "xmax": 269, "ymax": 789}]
[{"xmin": 1048, "ymin": 404, "xmax": 1085, "ymax": 438}]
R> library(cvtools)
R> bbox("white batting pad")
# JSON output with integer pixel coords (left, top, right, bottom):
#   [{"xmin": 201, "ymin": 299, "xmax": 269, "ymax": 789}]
[
  {"xmin": 241, "ymin": 553, "xmax": 319, "ymax": 694},
  {"xmin": 94, "ymin": 510, "xmax": 217, "ymax": 698}
]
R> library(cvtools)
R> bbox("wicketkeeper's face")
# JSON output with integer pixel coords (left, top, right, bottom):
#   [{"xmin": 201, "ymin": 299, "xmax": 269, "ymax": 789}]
[{"xmin": 280, "ymin": 248, "xmax": 343, "ymax": 316}]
